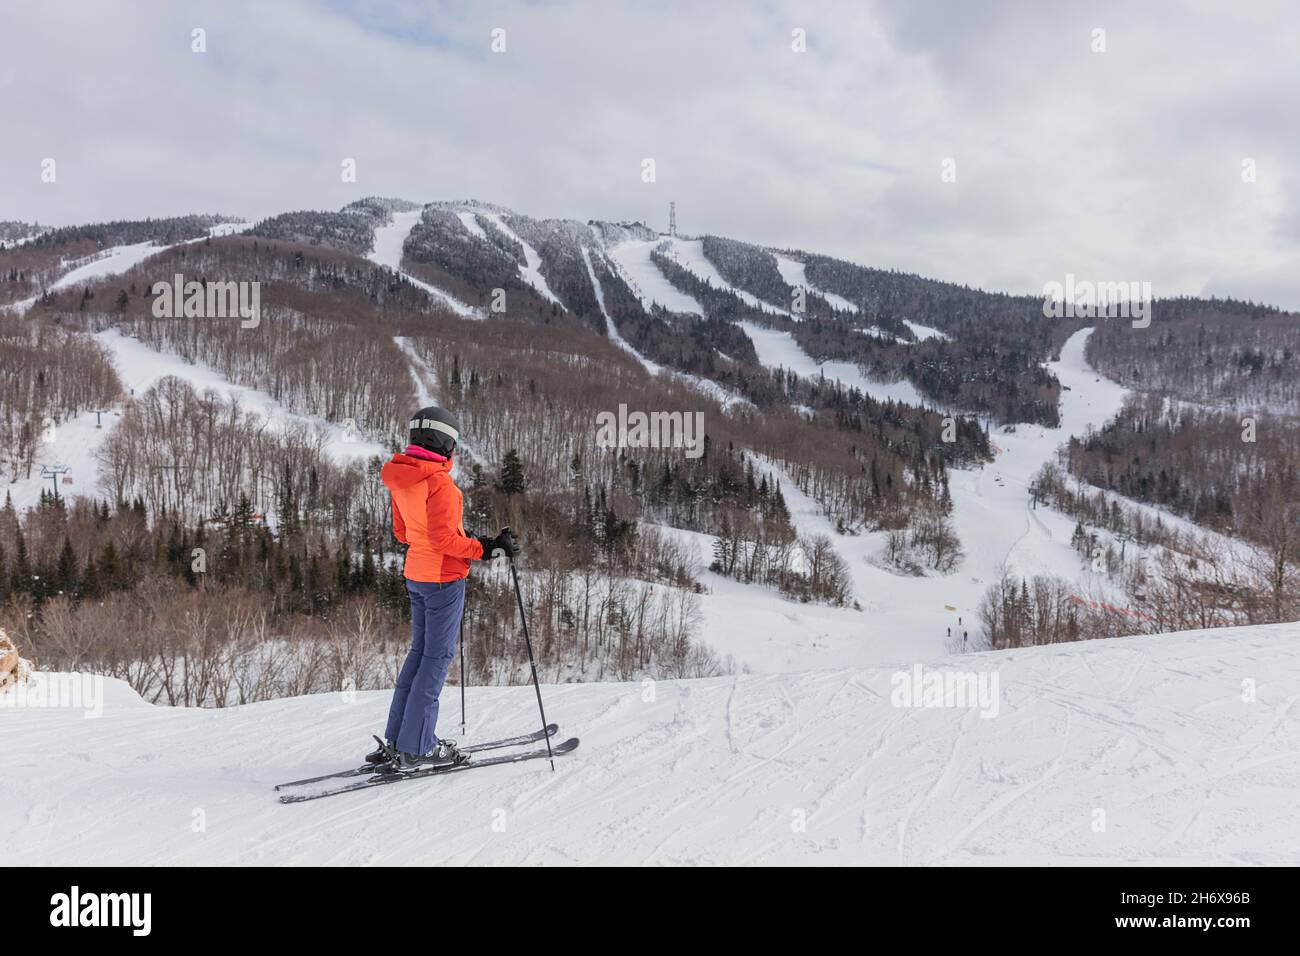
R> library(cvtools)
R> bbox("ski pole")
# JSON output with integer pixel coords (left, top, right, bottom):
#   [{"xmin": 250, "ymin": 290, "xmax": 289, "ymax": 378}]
[
  {"xmin": 459, "ymin": 609, "xmax": 466, "ymax": 737},
  {"xmin": 507, "ymin": 549, "xmax": 555, "ymax": 771}
]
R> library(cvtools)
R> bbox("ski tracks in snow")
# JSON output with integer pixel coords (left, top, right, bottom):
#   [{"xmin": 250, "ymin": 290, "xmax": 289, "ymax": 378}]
[{"xmin": 7, "ymin": 625, "xmax": 1300, "ymax": 864}]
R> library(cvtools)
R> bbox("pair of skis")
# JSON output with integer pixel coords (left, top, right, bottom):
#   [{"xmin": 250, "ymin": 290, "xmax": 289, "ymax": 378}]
[{"xmin": 275, "ymin": 724, "xmax": 578, "ymax": 803}]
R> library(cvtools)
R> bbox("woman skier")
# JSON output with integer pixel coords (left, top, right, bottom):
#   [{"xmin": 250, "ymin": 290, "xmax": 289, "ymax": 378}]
[{"xmin": 367, "ymin": 405, "xmax": 518, "ymax": 771}]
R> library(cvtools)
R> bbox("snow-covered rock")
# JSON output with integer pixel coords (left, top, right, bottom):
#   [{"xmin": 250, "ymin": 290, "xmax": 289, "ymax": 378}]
[{"xmin": 0, "ymin": 630, "xmax": 31, "ymax": 693}]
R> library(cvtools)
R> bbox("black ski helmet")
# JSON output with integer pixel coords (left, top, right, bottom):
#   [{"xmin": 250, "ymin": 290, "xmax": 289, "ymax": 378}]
[{"xmin": 408, "ymin": 405, "xmax": 460, "ymax": 457}]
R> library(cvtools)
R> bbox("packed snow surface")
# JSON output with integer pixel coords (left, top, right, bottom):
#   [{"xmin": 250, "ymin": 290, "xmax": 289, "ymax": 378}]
[
  {"xmin": 4, "ymin": 621, "xmax": 1297, "ymax": 865},
  {"xmin": 604, "ymin": 239, "xmax": 704, "ymax": 315}
]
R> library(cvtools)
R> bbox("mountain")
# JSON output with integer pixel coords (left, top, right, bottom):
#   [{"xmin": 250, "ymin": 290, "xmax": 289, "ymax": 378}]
[{"xmin": 0, "ymin": 197, "xmax": 1297, "ymax": 704}]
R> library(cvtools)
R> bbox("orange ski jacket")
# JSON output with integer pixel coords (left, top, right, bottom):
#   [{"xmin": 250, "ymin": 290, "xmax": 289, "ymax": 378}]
[{"xmin": 381, "ymin": 453, "xmax": 484, "ymax": 582}]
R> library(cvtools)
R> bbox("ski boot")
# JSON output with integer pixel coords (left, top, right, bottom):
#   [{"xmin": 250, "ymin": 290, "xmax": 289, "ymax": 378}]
[
  {"xmin": 393, "ymin": 740, "xmax": 468, "ymax": 772},
  {"xmin": 364, "ymin": 738, "xmax": 397, "ymax": 766},
  {"xmin": 366, "ymin": 734, "xmax": 401, "ymax": 773}
]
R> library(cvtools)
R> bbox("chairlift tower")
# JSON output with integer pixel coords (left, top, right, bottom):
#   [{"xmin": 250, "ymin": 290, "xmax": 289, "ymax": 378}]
[
  {"xmin": 668, "ymin": 201, "xmax": 677, "ymax": 237},
  {"xmin": 40, "ymin": 464, "xmax": 70, "ymax": 499}
]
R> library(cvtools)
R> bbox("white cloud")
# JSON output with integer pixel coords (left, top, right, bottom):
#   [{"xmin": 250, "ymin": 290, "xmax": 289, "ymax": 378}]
[{"xmin": 2, "ymin": 0, "xmax": 1297, "ymax": 309}]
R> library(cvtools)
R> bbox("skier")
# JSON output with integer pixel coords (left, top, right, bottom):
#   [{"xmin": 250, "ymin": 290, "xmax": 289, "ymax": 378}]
[{"xmin": 367, "ymin": 406, "xmax": 519, "ymax": 772}]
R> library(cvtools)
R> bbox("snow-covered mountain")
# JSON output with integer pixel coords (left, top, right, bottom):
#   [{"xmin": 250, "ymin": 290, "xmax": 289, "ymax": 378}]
[
  {"xmin": 4, "ymin": 200, "xmax": 1296, "ymax": 664},
  {"xmin": 4, "ymin": 196, "xmax": 1300, "ymax": 868}
]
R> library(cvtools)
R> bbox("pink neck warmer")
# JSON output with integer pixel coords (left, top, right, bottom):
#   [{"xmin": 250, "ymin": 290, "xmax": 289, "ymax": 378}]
[{"xmin": 404, "ymin": 444, "xmax": 448, "ymax": 463}]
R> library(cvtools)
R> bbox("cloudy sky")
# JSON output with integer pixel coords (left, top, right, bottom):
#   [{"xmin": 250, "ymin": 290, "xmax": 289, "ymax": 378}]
[{"xmin": 3, "ymin": 0, "xmax": 1297, "ymax": 308}]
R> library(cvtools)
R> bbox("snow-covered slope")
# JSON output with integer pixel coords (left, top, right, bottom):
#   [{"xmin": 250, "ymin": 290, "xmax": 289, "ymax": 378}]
[
  {"xmin": 455, "ymin": 211, "xmax": 488, "ymax": 241},
  {"xmin": 582, "ymin": 247, "xmax": 661, "ymax": 376},
  {"xmin": 903, "ymin": 320, "xmax": 949, "ymax": 342},
  {"xmin": 5, "ymin": 222, "xmax": 252, "ymax": 315},
  {"xmin": 4, "ymin": 327, "xmax": 385, "ymax": 512},
  {"xmin": 662, "ymin": 237, "xmax": 794, "ymax": 318},
  {"xmin": 604, "ymin": 239, "xmax": 704, "ymax": 315},
  {"xmin": 740, "ymin": 319, "xmax": 930, "ymax": 408},
  {"xmin": 581, "ymin": 247, "xmax": 750, "ymax": 410},
  {"xmin": 772, "ymin": 251, "xmax": 860, "ymax": 315},
  {"xmin": 695, "ymin": 327, "xmax": 1129, "ymax": 670},
  {"xmin": 772, "ymin": 253, "xmax": 948, "ymax": 341},
  {"xmin": 4, "ymin": 621, "xmax": 1297, "ymax": 865},
  {"xmin": 369, "ymin": 209, "xmax": 479, "ymax": 317},
  {"xmin": 51, "ymin": 242, "xmax": 166, "ymax": 291},
  {"xmin": 475, "ymin": 211, "xmax": 565, "ymax": 308}
]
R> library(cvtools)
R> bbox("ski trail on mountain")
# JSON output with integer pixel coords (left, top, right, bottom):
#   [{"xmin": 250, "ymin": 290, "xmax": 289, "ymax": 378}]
[
  {"xmin": 739, "ymin": 319, "xmax": 930, "ymax": 408},
  {"xmin": 732, "ymin": 328, "xmax": 1131, "ymax": 651},
  {"xmin": 771, "ymin": 251, "xmax": 941, "ymax": 340},
  {"xmin": 660, "ymin": 237, "xmax": 793, "ymax": 318},
  {"xmin": 455, "ymin": 211, "xmax": 488, "ymax": 241},
  {"xmin": 4, "ymin": 222, "xmax": 252, "ymax": 315},
  {"xmin": 369, "ymin": 210, "xmax": 479, "ymax": 318},
  {"xmin": 581, "ymin": 246, "xmax": 750, "ymax": 410},
  {"xmin": 604, "ymin": 239, "xmax": 704, "ymax": 315},
  {"xmin": 394, "ymin": 335, "xmax": 439, "ymax": 406},
  {"xmin": 902, "ymin": 320, "xmax": 950, "ymax": 341},
  {"xmin": 475, "ymin": 211, "xmax": 564, "ymax": 308},
  {"xmin": 581, "ymin": 247, "xmax": 661, "ymax": 374},
  {"xmin": 771, "ymin": 252, "xmax": 858, "ymax": 314}
]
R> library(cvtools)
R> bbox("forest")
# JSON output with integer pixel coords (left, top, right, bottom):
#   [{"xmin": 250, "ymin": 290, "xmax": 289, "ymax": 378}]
[
  {"xmin": 11, "ymin": 199, "xmax": 1295, "ymax": 698},
  {"xmin": 1086, "ymin": 304, "xmax": 1300, "ymax": 412},
  {"xmin": 0, "ymin": 214, "xmax": 233, "ymax": 304},
  {"xmin": 655, "ymin": 238, "xmax": 1072, "ymax": 426},
  {"xmin": 2, "ymin": 223, "xmax": 914, "ymax": 703}
]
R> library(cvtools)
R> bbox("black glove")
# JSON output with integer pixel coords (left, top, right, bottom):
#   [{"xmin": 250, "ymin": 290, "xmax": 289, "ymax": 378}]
[{"xmin": 476, "ymin": 527, "xmax": 520, "ymax": 560}]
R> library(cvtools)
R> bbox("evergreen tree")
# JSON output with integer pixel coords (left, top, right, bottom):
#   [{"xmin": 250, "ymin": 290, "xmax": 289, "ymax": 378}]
[
  {"xmin": 497, "ymin": 449, "xmax": 527, "ymax": 495},
  {"xmin": 54, "ymin": 537, "xmax": 78, "ymax": 599},
  {"xmin": 96, "ymin": 540, "xmax": 123, "ymax": 593},
  {"xmin": 11, "ymin": 528, "xmax": 32, "ymax": 597}
]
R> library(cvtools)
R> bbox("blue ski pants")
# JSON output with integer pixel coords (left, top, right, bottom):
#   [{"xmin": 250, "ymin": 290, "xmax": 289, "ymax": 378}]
[{"xmin": 385, "ymin": 578, "xmax": 465, "ymax": 755}]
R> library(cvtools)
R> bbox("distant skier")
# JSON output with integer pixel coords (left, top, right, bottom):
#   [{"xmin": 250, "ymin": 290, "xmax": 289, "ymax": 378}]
[{"xmin": 367, "ymin": 406, "xmax": 519, "ymax": 772}]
